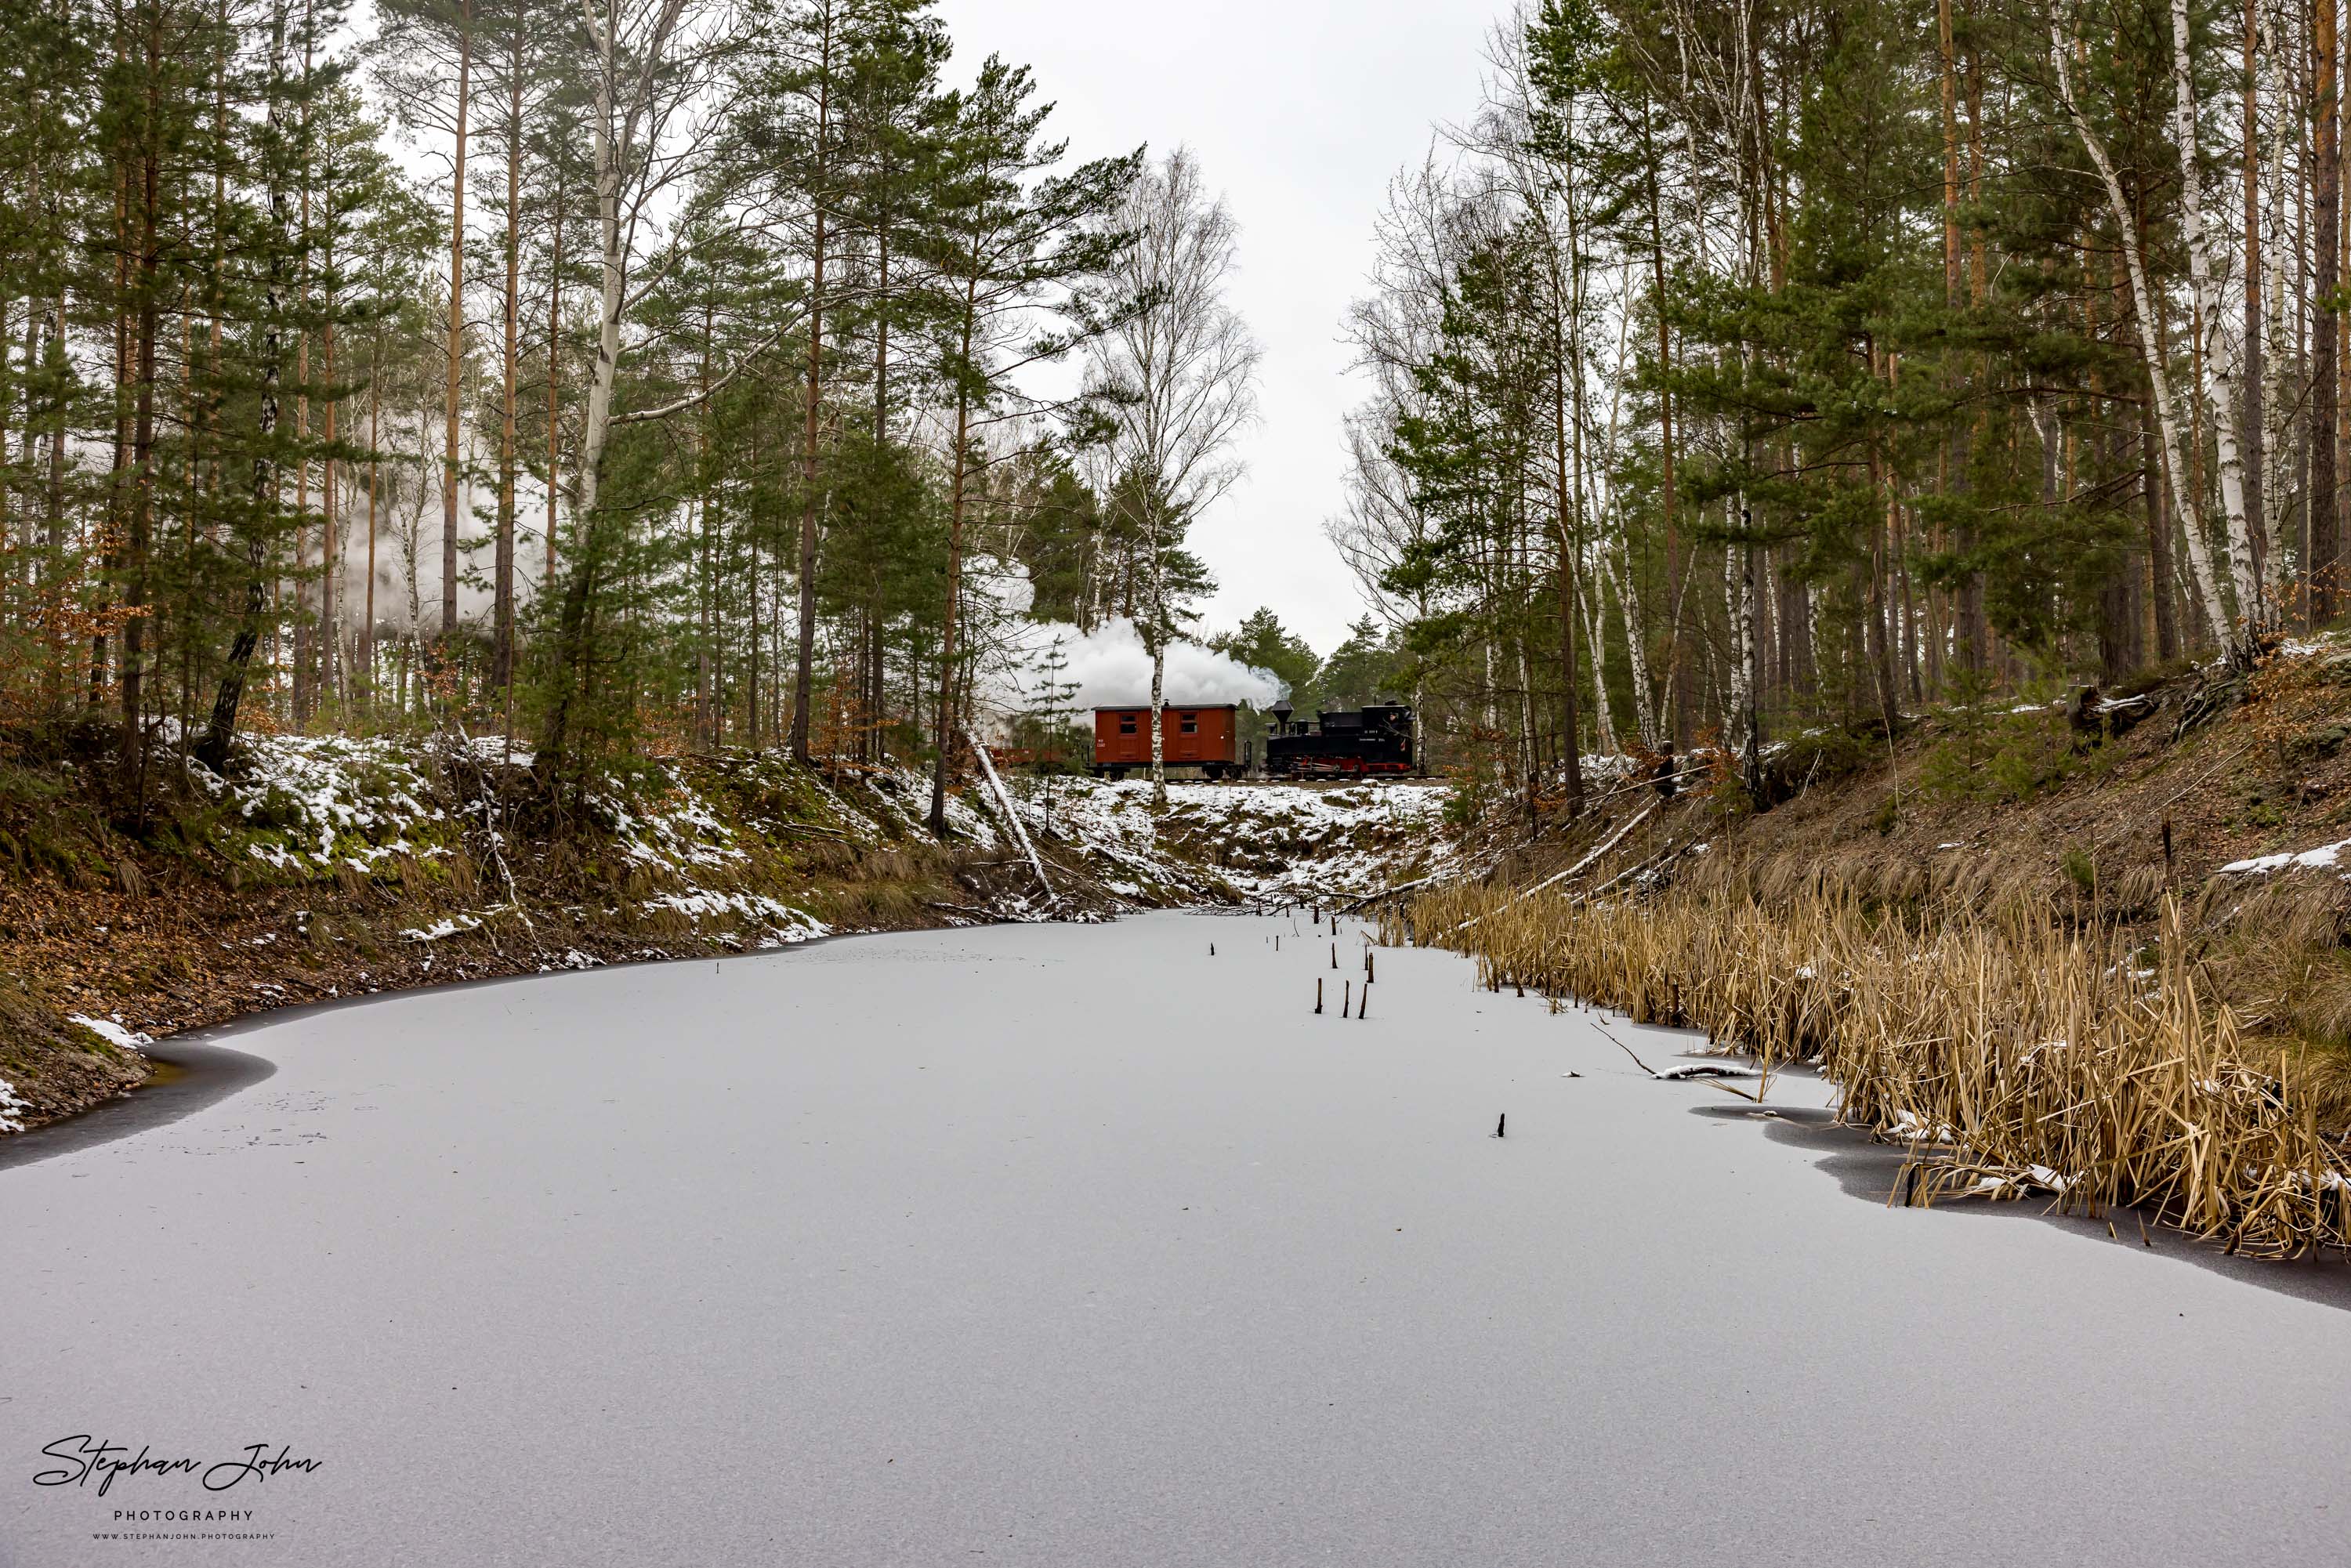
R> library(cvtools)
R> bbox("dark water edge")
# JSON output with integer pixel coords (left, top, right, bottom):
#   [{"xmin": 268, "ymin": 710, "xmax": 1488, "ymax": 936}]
[
  {"xmin": 0, "ymin": 1040, "xmax": 276, "ymax": 1171},
  {"xmin": 0, "ymin": 931, "xmax": 871, "ymax": 1170},
  {"xmin": 1692, "ymin": 1098, "xmax": 2351, "ymax": 1313}
]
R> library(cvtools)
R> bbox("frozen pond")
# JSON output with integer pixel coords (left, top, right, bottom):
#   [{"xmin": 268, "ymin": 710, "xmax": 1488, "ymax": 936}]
[{"xmin": 4, "ymin": 911, "xmax": 2347, "ymax": 1565}]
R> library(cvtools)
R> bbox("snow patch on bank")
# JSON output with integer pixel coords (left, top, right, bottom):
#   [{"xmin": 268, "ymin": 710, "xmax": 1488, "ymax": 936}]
[
  {"xmin": 596, "ymin": 778, "xmax": 751, "ymax": 871},
  {"xmin": 67, "ymin": 1014, "xmax": 154, "ymax": 1052},
  {"xmin": 647, "ymin": 888, "xmax": 829, "ymax": 940},
  {"xmin": 2219, "ymin": 838, "xmax": 2351, "ymax": 875},
  {"xmin": 400, "ymin": 914, "xmax": 483, "ymax": 943},
  {"xmin": 190, "ymin": 733, "xmax": 453, "ymax": 874}
]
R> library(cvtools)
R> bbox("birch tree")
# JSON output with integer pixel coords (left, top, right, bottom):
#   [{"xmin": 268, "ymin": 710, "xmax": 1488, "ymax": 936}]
[{"xmin": 1085, "ymin": 147, "xmax": 1261, "ymax": 803}]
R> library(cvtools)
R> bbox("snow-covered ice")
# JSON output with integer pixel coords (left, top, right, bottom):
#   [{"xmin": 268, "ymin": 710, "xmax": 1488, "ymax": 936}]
[{"xmin": 2, "ymin": 914, "xmax": 2345, "ymax": 1566}]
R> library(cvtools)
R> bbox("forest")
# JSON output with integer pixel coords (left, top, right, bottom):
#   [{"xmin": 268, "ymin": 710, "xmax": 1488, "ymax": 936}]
[
  {"xmin": 1336, "ymin": 0, "xmax": 2335, "ymax": 813},
  {"xmin": 0, "ymin": 0, "xmax": 1270, "ymax": 834},
  {"xmin": 0, "ymin": 0, "xmax": 2340, "ymax": 831}
]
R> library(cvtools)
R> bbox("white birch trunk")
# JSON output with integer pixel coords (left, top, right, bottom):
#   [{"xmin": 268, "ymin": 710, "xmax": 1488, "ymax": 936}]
[
  {"xmin": 1725, "ymin": 523, "xmax": 1753, "ymax": 757},
  {"xmin": 1580, "ymin": 567, "xmax": 1617, "ymax": 755},
  {"xmin": 1610, "ymin": 543, "xmax": 1659, "ymax": 749},
  {"xmin": 2170, "ymin": 0, "xmax": 2254, "ymax": 629},
  {"xmin": 1480, "ymin": 637, "xmax": 1497, "ymax": 738},
  {"xmin": 2053, "ymin": 23, "xmax": 2233, "ymax": 646},
  {"xmin": 574, "ymin": 8, "xmax": 623, "ymax": 536},
  {"xmin": 1147, "ymin": 512, "xmax": 1168, "ymax": 804},
  {"xmin": 1516, "ymin": 642, "xmax": 1535, "ymax": 794},
  {"xmin": 969, "ymin": 731, "xmax": 1052, "ymax": 903},
  {"xmin": 2261, "ymin": 5, "xmax": 2296, "ymax": 597}
]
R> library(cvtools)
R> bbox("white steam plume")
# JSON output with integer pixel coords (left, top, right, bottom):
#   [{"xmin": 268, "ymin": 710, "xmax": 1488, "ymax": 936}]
[{"xmin": 981, "ymin": 616, "xmax": 1282, "ymax": 719}]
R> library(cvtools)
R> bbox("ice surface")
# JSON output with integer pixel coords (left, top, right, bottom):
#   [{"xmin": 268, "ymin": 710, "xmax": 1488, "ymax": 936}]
[{"xmin": 2, "ymin": 914, "xmax": 2346, "ymax": 1566}]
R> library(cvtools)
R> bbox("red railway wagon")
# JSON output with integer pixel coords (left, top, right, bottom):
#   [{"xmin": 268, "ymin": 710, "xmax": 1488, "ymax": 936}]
[{"xmin": 1091, "ymin": 704, "xmax": 1244, "ymax": 780}]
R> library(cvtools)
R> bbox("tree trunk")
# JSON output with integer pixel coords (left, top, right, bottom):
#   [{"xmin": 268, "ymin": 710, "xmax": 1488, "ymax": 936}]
[
  {"xmin": 929, "ymin": 291, "xmax": 978, "ymax": 838},
  {"xmin": 494, "ymin": 13, "xmax": 522, "ymax": 694},
  {"xmin": 197, "ymin": 0, "xmax": 290, "ymax": 775},
  {"xmin": 1610, "ymin": 542, "xmax": 1659, "ymax": 749},
  {"xmin": 364, "ymin": 357, "xmax": 378, "ymax": 707},
  {"xmin": 2146, "ymin": 407, "xmax": 2181, "ymax": 662},
  {"xmin": 440, "ymin": 0, "xmax": 472, "ymax": 658},
  {"xmin": 1939, "ymin": 0, "xmax": 1987, "ymax": 675},
  {"xmin": 2315, "ymin": 0, "xmax": 2341, "ymax": 624},
  {"xmin": 539, "ymin": 20, "xmax": 625, "ymax": 767},
  {"xmin": 1147, "ymin": 498, "xmax": 1168, "ymax": 804},
  {"xmin": 321, "ymin": 320, "xmax": 337, "ymax": 707},
  {"xmin": 121, "ymin": 31, "xmax": 161, "ymax": 804},
  {"xmin": 2172, "ymin": 0, "xmax": 2251, "ymax": 641},
  {"xmin": 791, "ymin": 5, "xmax": 832, "ymax": 766},
  {"xmin": 292, "ymin": 5, "xmax": 316, "ymax": 724},
  {"xmin": 1579, "ymin": 570, "xmax": 1616, "ymax": 755},
  {"xmin": 2243, "ymin": 0, "xmax": 2269, "ymax": 630},
  {"xmin": 545, "ymin": 157, "xmax": 565, "ymax": 584},
  {"xmin": 2054, "ymin": 27, "xmax": 2233, "ymax": 645},
  {"xmin": 1641, "ymin": 103, "xmax": 1687, "ymax": 749}
]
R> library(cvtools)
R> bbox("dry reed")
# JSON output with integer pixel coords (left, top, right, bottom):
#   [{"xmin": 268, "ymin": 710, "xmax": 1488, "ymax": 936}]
[{"xmin": 1391, "ymin": 882, "xmax": 2351, "ymax": 1258}]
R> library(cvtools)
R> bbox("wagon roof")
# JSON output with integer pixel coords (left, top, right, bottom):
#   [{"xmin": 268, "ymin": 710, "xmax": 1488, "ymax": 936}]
[{"xmin": 1090, "ymin": 702, "xmax": 1241, "ymax": 712}]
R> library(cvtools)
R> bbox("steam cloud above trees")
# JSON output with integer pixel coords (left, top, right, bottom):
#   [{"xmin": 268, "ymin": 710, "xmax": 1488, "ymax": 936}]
[{"xmin": 991, "ymin": 618, "xmax": 1284, "ymax": 715}]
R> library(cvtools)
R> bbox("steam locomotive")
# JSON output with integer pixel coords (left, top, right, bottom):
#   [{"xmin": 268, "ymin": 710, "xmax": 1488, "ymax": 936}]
[{"xmin": 1263, "ymin": 701, "xmax": 1416, "ymax": 779}]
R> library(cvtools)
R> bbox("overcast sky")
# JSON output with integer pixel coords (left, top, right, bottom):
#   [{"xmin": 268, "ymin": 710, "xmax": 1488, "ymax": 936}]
[{"xmin": 936, "ymin": 0, "xmax": 1499, "ymax": 654}]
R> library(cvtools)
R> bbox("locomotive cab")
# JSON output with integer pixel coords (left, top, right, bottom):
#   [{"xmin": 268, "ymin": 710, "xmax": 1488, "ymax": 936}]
[{"xmin": 1263, "ymin": 700, "xmax": 1415, "ymax": 779}]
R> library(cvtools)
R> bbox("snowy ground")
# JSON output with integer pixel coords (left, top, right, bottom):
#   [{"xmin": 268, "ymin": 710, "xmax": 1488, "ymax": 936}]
[
  {"xmin": 2, "ymin": 913, "xmax": 2345, "ymax": 1566},
  {"xmin": 1033, "ymin": 777, "xmax": 1451, "ymax": 901},
  {"xmin": 186, "ymin": 735, "xmax": 1446, "ymax": 937}
]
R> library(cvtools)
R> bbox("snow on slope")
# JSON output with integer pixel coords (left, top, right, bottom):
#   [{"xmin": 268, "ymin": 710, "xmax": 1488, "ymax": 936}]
[
  {"xmin": 191, "ymin": 734, "xmax": 455, "ymax": 874},
  {"xmin": 1026, "ymin": 777, "xmax": 1451, "ymax": 902},
  {"xmin": 188, "ymin": 732, "xmax": 1448, "ymax": 929}
]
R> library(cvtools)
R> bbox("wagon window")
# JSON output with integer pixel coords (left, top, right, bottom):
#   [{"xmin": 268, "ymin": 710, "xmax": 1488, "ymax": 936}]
[
  {"xmin": 1118, "ymin": 715, "xmax": 1137, "ymax": 734},
  {"xmin": 1179, "ymin": 713, "xmax": 1198, "ymax": 733}
]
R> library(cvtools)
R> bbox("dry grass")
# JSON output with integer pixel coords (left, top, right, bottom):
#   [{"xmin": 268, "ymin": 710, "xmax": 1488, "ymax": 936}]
[{"xmin": 1393, "ymin": 880, "xmax": 2351, "ymax": 1259}]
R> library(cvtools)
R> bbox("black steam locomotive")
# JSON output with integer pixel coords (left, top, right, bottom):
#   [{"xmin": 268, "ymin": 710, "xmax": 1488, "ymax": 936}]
[{"xmin": 1263, "ymin": 701, "xmax": 1415, "ymax": 779}]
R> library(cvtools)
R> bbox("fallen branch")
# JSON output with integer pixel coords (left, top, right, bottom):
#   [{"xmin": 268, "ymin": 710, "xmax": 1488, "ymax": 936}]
[
  {"xmin": 1450, "ymin": 802, "xmax": 1659, "ymax": 933},
  {"xmin": 1592, "ymin": 1018, "xmax": 1762, "ymax": 1100},
  {"xmin": 1340, "ymin": 868, "xmax": 1449, "ymax": 913},
  {"xmin": 1591, "ymin": 1019, "xmax": 1658, "ymax": 1077},
  {"xmin": 1574, "ymin": 833, "xmax": 1682, "ymax": 905},
  {"xmin": 966, "ymin": 733, "xmax": 1054, "ymax": 907}
]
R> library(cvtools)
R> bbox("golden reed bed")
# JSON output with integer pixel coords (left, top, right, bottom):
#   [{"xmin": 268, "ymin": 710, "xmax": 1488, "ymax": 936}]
[{"xmin": 1389, "ymin": 882, "xmax": 2351, "ymax": 1259}]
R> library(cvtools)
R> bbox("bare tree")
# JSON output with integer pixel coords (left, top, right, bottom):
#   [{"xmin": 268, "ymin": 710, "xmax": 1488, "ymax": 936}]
[
  {"xmin": 1085, "ymin": 147, "xmax": 1260, "ymax": 803},
  {"xmin": 541, "ymin": 0, "xmax": 784, "ymax": 766}
]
